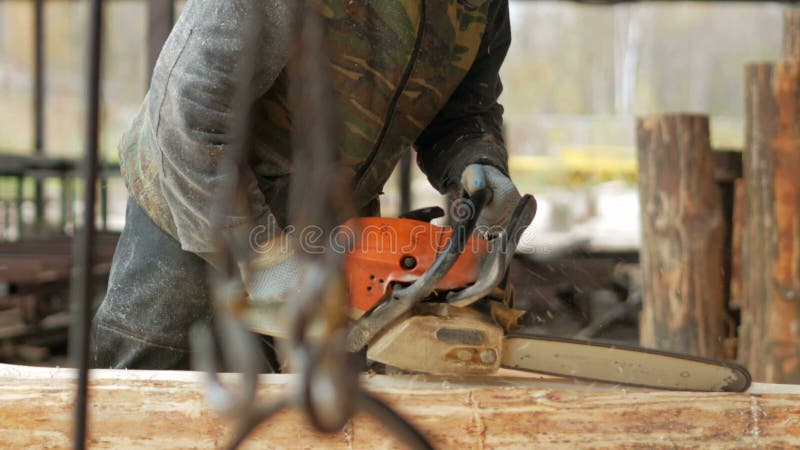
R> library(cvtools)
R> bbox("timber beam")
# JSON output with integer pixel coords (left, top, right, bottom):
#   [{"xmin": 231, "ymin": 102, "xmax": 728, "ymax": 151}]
[{"xmin": 1, "ymin": 364, "xmax": 800, "ymax": 449}]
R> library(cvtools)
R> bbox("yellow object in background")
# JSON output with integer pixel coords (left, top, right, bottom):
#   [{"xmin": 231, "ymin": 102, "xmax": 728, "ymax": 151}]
[{"xmin": 509, "ymin": 146, "xmax": 637, "ymax": 190}]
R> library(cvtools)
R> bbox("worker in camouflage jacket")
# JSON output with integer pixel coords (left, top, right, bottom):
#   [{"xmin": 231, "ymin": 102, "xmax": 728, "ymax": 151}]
[{"xmin": 92, "ymin": 0, "xmax": 522, "ymax": 370}]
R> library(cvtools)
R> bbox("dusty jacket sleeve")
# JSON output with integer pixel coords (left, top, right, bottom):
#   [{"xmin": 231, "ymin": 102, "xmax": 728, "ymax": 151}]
[
  {"xmin": 147, "ymin": 0, "xmax": 296, "ymax": 254},
  {"xmin": 415, "ymin": 0, "xmax": 511, "ymax": 192}
]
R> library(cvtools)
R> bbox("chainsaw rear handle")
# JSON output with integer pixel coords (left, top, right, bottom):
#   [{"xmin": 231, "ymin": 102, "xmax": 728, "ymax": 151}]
[{"xmin": 346, "ymin": 188, "xmax": 490, "ymax": 352}]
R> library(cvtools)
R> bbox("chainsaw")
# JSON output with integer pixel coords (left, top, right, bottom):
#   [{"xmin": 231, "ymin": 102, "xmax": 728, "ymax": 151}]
[{"xmin": 248, "ymin": 189, "xmax": 751, "ymax": 392}]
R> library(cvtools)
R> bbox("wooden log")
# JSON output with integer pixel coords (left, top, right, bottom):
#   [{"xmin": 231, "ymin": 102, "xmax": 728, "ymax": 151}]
[
  {"xmin": 636, "ymin": 114, "xmax": 729, "ymax": 359},
  {"xmin": 785, "ymin": 8, "xmax": 800, "ymax": 59},
  {"xmin": 739, "ymin": 61, "xmax": 800, "ymax": 383},
  {"xmin": 1, "ymin": 364, "xmax": 800, "ymax": 449}
]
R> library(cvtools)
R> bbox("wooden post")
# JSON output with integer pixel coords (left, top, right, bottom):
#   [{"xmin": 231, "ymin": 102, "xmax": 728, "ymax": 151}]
[
  {"xmin": 739, "ymin": 62, "xmax": 800, "ymax": 383},
  {"xmin": 785, "ymin": 8, "xmax": 800, "ymax": 59},
  {"xmin": 636, "ymin": 114, "xmax": 728, "ymax": 359}
]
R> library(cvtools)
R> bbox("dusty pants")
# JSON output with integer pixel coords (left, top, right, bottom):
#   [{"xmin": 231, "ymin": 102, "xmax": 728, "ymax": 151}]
[{"xmin": 92, "ymin": 198, "xmax": 215, "ymax": 370}]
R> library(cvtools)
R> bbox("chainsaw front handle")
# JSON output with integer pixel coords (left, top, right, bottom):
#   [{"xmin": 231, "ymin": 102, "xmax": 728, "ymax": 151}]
[
  {"xmin": 346, "ymin": 188, "xmax": 490, "ymax": 352},
  {"xmin": 447, "ymin": 194, "xmax": 537, "ymax": 307}
]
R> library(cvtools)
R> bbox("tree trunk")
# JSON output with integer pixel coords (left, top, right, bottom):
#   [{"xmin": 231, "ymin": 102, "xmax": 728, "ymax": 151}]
[
  {"xmin": 739, "ymin": 62, "xmax": 800, "ymax": 383},
  {"xmin": 1, "ymin": 364, "xmax": 800, "ymax": 449},
  {"xmin": 636, "ymin": 114, "xmax": 728, "ymax": 359}
]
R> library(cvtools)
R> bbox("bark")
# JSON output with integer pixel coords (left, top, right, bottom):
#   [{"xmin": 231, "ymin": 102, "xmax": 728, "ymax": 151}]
[
  {"xmin": 636, "ymin": 114, "xmax": 729, "ymax": 359},
  {"xmin": 1, "ymin": 364, "xmax": 800, "ymax": 449},
  {"xmin": 739, "ymin": 62, "xmax": 800, "ymax": 383}
]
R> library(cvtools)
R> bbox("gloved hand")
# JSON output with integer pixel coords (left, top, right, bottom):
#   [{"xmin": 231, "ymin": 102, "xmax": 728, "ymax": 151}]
[
  {"xmin": 460, "ymin": 164, "xmax": 521, "ymax": 233},
  {"xmin": 243, "ymin": 248, "xmax": 307, "ymax": 305}
]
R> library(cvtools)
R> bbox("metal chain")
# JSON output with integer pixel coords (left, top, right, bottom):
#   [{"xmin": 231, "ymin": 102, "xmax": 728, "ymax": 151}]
[{"xmin": 191, "ymin": 2, "xmax": 434, "ymax": 449}]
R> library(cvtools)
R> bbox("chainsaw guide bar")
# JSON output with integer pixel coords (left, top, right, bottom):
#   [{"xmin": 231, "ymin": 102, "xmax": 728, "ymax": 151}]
[{"xmin": 501, "ymin": 334, "xmax": 751, "ymax": 392}]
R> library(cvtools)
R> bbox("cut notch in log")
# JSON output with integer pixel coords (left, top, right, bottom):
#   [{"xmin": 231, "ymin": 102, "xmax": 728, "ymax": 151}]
[
  {"xmin": 739, "ymin": 61, "xmax": 800, "ymax": 384},
  {"xmin": 636, "ymin": 113, "xmax": 729, "ymax": 359}
]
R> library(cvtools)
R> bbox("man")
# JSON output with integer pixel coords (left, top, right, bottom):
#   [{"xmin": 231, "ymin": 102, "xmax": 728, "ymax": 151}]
[{"xmin": 92, "ymin": 0, "xmax": 522, "ymax": 370}]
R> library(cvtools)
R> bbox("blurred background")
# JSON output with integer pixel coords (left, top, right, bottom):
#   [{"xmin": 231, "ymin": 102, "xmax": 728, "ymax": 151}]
[
  {"xmin": 0, "ymin": 1, "xmax": 786, "ymax": 364},
  {"xmin": 0, "ymin": 1, "xmax": 782, "ymax": 240}
]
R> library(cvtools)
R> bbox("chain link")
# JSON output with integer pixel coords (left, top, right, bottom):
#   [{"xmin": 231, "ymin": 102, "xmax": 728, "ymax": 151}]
[{"xmin": 192, "ymin": 2, "xmax": 434, "ymax": 448}]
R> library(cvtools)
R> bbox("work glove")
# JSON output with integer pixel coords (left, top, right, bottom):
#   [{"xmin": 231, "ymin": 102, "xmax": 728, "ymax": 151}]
[
  {"xmin": 459, "ymin": 164, "xmax": 521, "ymax": 234},
  {"xmin": 238, "ymin": 236, "xmax": 313, "ymax": 338},
  {"xmin": 243, "ymin": 247, "xmax": 307, "ymax": 305}
]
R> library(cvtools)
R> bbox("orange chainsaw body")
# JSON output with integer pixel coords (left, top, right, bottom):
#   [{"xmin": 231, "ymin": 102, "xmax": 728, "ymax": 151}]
[{"xmin": 342, "ymin": 217, "xmax": 490, "ymax": 314}]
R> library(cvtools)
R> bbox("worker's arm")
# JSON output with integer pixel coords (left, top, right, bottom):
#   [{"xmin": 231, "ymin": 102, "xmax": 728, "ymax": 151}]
[
  {"xmin": 148, "ymin": 0, "xmax": 296, "ymax": 257},
  {"xmin": 415, "ymin": 0, "xmax": 512, "ymax": 194}
]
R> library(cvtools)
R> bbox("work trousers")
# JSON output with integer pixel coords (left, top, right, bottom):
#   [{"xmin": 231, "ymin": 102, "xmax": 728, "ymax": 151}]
[{"xmin": 92, "ymin": 199, "xmax": 216, "ymax": 370}]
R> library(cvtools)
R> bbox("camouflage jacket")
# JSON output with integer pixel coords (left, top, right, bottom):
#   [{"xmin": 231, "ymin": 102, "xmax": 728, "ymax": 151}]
[{"xmin": 119, "ymin": 0, "xmax": 511, "ymax": 254}]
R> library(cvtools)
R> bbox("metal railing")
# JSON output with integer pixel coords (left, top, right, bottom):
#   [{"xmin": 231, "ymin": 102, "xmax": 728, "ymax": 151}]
[{"xmin": 0, "ymin": 0, "xmax": 172, "ymax": 240}]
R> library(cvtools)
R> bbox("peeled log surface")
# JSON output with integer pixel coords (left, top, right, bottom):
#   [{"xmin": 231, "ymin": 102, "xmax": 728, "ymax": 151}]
[
  {"xmin": 2, "ymin": 365, "xmax": 800, "ymax": 449},
  {"xmin": 740, "ymin": 62, "xmax": 800, "ymax": 384},
  {"xmin": 636, "ymin": 114, "xmax": 729, "ymax": 359}
]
